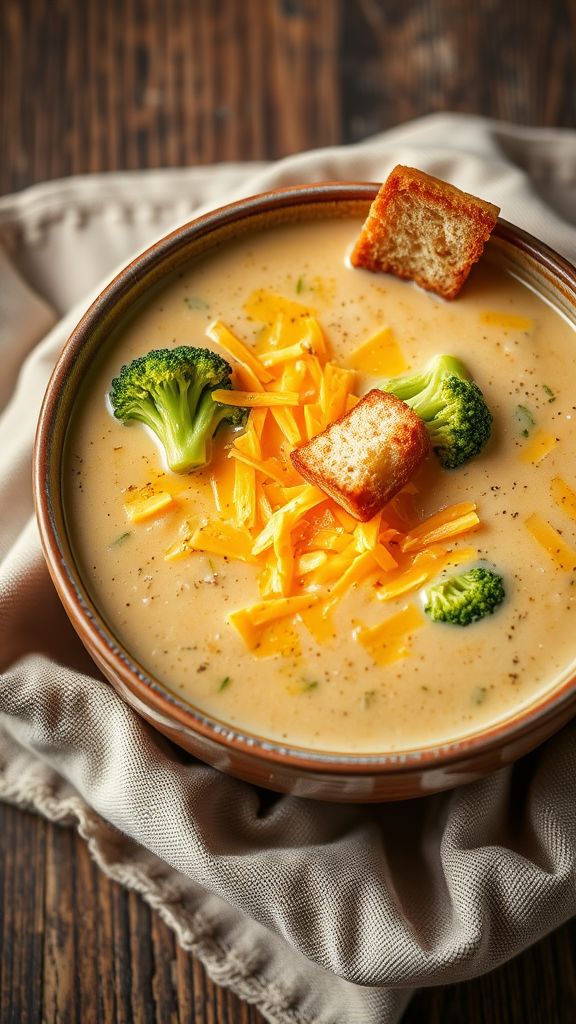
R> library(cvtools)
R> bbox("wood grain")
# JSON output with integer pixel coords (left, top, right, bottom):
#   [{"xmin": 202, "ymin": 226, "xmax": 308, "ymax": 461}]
[
  {"xmin": 1, "ymin": 0, "xmax": 576, "ymax": 1021},
  {"xmin": 0, "ymin": 0, "xmax": 341, "ymax": 192},
  {"xmin": 3, "ymin": 0, "xmax": 576, "ymax": 194},
  {"xmin": 340, "ymin": 0, "xmax": 576, "ymax": 142}
]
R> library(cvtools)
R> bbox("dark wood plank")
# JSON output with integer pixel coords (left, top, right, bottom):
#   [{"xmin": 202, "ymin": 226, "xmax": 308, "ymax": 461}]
[
  {"xmin": 0, "ymin": 802, "xmax": 267, "ymax": 1024},
  {"xmin": 0, "ymin": 802, "xmax": 45, "ymax": 1024},
  {"xmin": 0, "ymin": 0, "xmax": 341, "ymax": 193},
  {"xmin": 43, "ymin": 823, "xmax": 77, "ymax": 1022},
  {"xmin": 1, "ymin": 0, "xmax": 576, "ymax": 1021},
  {"xmin": 3, "ymin": 0, "xmax": 576, "ymax": 194},
  {"xmin": 340, "ymin": 0, "xmax": 576, "ymax": 142}
]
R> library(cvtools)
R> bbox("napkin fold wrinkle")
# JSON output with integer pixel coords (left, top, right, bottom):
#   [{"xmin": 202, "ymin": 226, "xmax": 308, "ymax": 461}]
[{"xmin": 1, "ymin": 113, "xmax": 576, "ymax": 1024}]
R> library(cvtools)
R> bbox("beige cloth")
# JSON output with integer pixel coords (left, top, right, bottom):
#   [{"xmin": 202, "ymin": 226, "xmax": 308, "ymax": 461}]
[{"xmin": 1, "ymin": 114, "xmax": 576, "ymax": 1023}]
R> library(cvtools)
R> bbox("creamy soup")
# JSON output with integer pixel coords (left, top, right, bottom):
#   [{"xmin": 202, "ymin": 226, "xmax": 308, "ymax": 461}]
[{"xmin": 64, "ymin": 218, "xmax": 576, "ymax": 753}]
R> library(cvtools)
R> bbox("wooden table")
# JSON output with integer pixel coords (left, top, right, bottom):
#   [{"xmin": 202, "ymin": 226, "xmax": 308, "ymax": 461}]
[{"xmin": 1, "ymin": 1, "xmax": 575, "ymax": 1020}]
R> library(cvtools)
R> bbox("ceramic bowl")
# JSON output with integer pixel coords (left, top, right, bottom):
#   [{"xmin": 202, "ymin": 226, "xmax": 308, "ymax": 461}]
[{"xmin": 33, "ymin": 183, "xmax": 576, "ymax": 802}]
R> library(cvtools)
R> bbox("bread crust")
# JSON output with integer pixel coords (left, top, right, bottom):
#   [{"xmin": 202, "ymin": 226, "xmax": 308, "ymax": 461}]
[
  {"xmin": 351, "ymin": 165, "xmax": 500, "ymax": 300},
  {"xmin": 290, "ymin": 389, "xmax": 431, "ymax": 521}
]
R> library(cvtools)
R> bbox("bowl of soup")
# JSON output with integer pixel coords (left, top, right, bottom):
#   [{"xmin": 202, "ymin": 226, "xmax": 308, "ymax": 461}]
[{"xmin": 33, "ymin": 182, "xmax": 576, "ymax": 801}]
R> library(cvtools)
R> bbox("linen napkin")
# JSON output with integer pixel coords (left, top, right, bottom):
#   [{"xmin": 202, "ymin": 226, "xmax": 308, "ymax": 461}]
[{"xmin": 1, "ymin": 113, "xmax": 576, "ymax": 1024}]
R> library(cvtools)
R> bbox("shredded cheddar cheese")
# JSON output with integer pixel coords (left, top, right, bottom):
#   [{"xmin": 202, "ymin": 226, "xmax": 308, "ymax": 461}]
[
  {"xmin": 524, "ymin": 513, "xmax": 576, "ymax": 570},
  {"xmin": 356, "ymin": 604, "xmax": 425, "ymax": 666},
  {"xmin": 206, "ymin": 320, "xmax": 274, "ymax": 384},
  {"xmin": 228, "ymin": 595, "xmax": 320, "ymax": 655},
  {"xmin": 270, "ymin": 407, "xmax": 302, "ymax": 445},
  {"xmin": 190, "ymin": 521, "xmax": 256, "ymax": 563},
  {"xmin": 551, "ymin": 476, "xmax": 576, "ymax": 522},
  {"xmin": 400, "ymin": 502, "xmax": 480, "ymax": 552},
  {"xmin": 212, "ymin": 389, "xmax": 301, "ymax": 408},
  {"xmin": 228, "ymin": 449, "xmax": 289, "ymax": 484},
  {"xmin": 346, "ymin": 326, "xmax": 407, "ymax": 376},
  {"xmin": 124, "ymin": 489, "xmax": 175, "ymax": 522},
  {"xmin": 480, "ymin": 311, "xmax": 534, "ymax": 332},
  {"xmin": 520, "ymin": 429, "xmax": 557, "ymax": 465},
  {"xmin": 123, "ymin": 307, "xmax": 485, "ymax": 663}
]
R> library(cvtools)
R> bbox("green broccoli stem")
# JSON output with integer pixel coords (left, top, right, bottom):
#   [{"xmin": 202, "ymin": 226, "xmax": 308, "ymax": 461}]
[
  {"xmin": 383, "ymin": 355, "xmax": 466, "ymax": 405},
  {"xmin": 160, "ymin": 390, "xmax": 233, "ymax": 473},
  {"xmin": 398, "ymin": 356, "xmax": 469, "ymax": 421}
]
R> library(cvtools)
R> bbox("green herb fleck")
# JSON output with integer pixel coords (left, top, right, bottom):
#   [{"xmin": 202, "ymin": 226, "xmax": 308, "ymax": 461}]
[
  {"xmin": 295, "ymin": 276, "xmax": 305, "ymax": 294},
  {"xmin": 184, "ymin": 296, "xmax": 209, "ymax": 311},
  {"xmin": 301, "ymin": 679, "xmax": 319, "ymax": 692},
  {"xmin": 542, "ymin": 384, "xmax": 556, "ymax": 403},
  {"xmin": 109, "ymin": 531, "xmax": 132, "ymax": 548},
  {"xmin": 218, "ymin": 676, "xmax": 231, "ymax": 692},
  {"xmin": 363, "ymin": 689, "xmax": 377, "ymax": 709},
  {"xmin": 472, "ymin": 686, "xmax": 488, "ymax": 705},
  {"xmin": 515, "ymin": 404, "xmax": 535, "ymax": 438}
]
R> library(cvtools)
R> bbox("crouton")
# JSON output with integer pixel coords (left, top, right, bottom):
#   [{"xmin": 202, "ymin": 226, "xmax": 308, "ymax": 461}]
[
  {"xmin": 290, "ymin": 389, "xmax": 430, "ymax": 522},
  {"xmin": 351, "ymin": 165, "xmax": 500, "ymax": 300}
]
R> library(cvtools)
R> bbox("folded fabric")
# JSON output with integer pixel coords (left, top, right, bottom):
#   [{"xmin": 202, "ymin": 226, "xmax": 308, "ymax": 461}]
[{"xmin": 1, "ymin": 113, "xmax": 576, "ymax": 1024}]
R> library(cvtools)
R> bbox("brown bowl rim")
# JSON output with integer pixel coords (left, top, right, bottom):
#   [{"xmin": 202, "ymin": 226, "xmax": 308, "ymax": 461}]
[{"xmin": 33, "ymin": 181, "xmax": 576, "ymax": 777}]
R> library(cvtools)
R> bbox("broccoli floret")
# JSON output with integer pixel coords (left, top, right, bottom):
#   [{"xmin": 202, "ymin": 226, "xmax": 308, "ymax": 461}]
[
  {"xmin": 109, "ymin": 346, "xmax": 247, "ymax": 473},
  {"xmin": 381, "ymin": 354, "xmax": 492, "ymax": 468},
  {"xmin": 424, "ymin": 567, "xmax": 505, "ymax": 626}
]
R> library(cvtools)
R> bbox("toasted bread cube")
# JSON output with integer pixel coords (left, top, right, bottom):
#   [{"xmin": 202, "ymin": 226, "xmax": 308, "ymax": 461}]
[
  {"xmin": 351, "ymin": 165, "xmax": 500, "ymax": 300},
  {"xmin": 290, "ymin": 389, "xmax": 430, "ymax": 522}
]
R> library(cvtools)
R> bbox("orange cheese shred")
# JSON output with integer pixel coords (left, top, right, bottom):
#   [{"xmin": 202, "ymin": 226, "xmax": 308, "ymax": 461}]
[
  {"xmin": 231, "ymin": 361, "xmax": 265, "ymax": 393},
  {"xmin": 480, "ymin": 311, "xmax": 533, "ymax": 332},
  {"xmin": 190, "ymin": 521, "xmax": 256, "ymax": 563},
  {"xmin": 354, "ymin": 512, "xmax": 382, "ymax": 552},
  {"xmin": 306, "ymin": 545, "xmax": 357, "ymax": 587},
  {"xmin": 212, "ymin": 389, "xmax": 300, "ymax": 408},
  {"xmin": 229, "ymin": 448, "xmax": 289, "ymax": 485},
  {"xmin": 520, "ymin": 430, "xmax": 557, "ymax": 465},
  {"xmin": 303, "ymin": 403, "xmax": 325, "ymax": 440},
  {"xmin": 525, "ymin": 513, "xmax": 576, "ymax": 570},
  {"xmin": 252, "ymin": 485, "xmax": 325, "ymax": 556},
  {"xmin": 124, "ymin": 490, "xmax": 174, "ymax": 523},
  {"xmin": 375, "ymin": 568, "xmax": 431, "ymax": 601},
  {"xmin": 260, "ymin": 339, "xmax": 313, "ymax": 366},
  {"xmin": 400, "ymin": 503, "xmax": 479, "ymax": 553},
  {"xmin": 233, "ymin": 458, "xmax": 256, "ymax": 528},
  {"xmin": 325, "ymin": 550, "xmax": 379, "ymax": 609},
  {"xmin": 356, "ymin": 604, "xmax": 425, "ymax": 666},
  {"xmin": 270, "ymin": 407, "xmax": 302, "ymax": 446},
  {"xmin": 320, "ymin": 362, "xmax": 356, "ymax": 423},
  {"xmin": 372, "ymin": 543, "xmax": 399, "ymax": 572},
  {"xmin": 296, "ymin": 550, "xmax": 328, "ymax": 575},
  {"xmin": 243, "ymin": 594, "xmax": 321, "ymax": 627},
  {"xmin": 299, "ymin": 601, "xmax": 336, "ymax": 644},
  {"xmin": 228, "ymin": 594, "xmax": 320, "ymax": 652},
  {"xmin": 346, "ymin": 326, "xmax": 407, "ymax": 376},
  {"xmin": 302, "ymin": 317, "xmax": 328, "ymax": 361},
  {"xmin": 243, "ymin": 289, "xmax": 314, "ymax": 333},
  {"xmin": 207, "ymin": 320, "xmax": 274, "ymax": 384},
  {"xmin": 301, "ymin": 527, "xmax": 349, "ymax": 554},
  {"xmin": 551, "ymin": 476, "xmax": 576, "ymax": 522}
]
